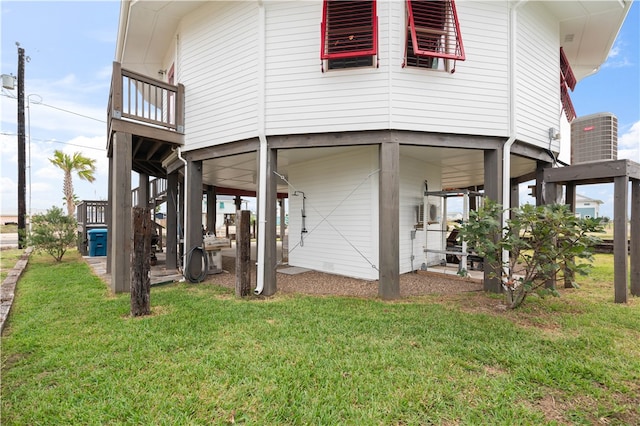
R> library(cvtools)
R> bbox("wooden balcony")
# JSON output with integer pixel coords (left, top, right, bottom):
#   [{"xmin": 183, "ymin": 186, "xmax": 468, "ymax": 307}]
[{"xmin": 107, "ymin": 62, "xmax": 185, "ymax": 177}]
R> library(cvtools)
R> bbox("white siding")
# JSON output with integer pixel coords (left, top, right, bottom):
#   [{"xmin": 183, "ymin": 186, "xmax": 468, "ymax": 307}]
[
  {"xmin": 398, "ymin": 153, "xmax": 442, "ymax": 273},
  {"xmin": 179, "ymin": 1, "xmax": 259, "ymax": 151},
  {"xmin": 265, "ymin": 1, "xmax": 390, "ymax": 135},
  {"xmin": 391, "ymin": 1, "xmax": 510, "ymax": 136},
  {"xmin": 515, "ymin": 2, "xmax": 561, "ymax": 148},
  {"xmin": 287, "ymin": 146, "xmax": 379, "ymax": 280}
]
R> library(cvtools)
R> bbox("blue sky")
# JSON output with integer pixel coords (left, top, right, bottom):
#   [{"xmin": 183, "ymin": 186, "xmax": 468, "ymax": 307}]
[{"xmin": 1, "ymin": 1, "xmax": 639, "ymax": 219}]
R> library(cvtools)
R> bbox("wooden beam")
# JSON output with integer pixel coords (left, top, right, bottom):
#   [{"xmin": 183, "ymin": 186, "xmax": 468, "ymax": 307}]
[
  {"xmin": 483, "ymin": 148, "xmax": 502, "ymax": 293},
  {"xmin": 110, "ymin": 132, "xmax": 132, "ymax": 293},
  {"xmin": 544, "ymin": 159, "xmax": 640, "ymax": 184},
  {"xmin": 613, "ymin": 176, "xmax": 629, "ymax": 303},
  {"xmin": 379, "ymin": 142, "xmax": 400, "ymax": 299},
  {"xmin": 185, "ymin": 138, "xmax": 260, "ymax": 163}
]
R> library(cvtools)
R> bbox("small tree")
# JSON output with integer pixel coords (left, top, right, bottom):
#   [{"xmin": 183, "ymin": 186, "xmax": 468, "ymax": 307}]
[
  {"xmin": 459, "ymin": 200, "xmax": 603, "ymax": 308},
  {"xmin": 28, "ymin": 206, "xmax": 77, "ymax": 262}
]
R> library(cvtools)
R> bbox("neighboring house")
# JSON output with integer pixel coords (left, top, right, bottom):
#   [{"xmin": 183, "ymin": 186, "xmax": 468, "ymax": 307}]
[
  {"xmin": 105, "ymin": 0, "xmax": 631, "ymax": 297},
  {"xmin": 575, "ymin": 194, "xmax": 604, "ymax": 219}
]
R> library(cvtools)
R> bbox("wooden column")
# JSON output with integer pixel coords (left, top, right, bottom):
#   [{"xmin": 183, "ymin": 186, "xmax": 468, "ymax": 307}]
[
  {"xmin": 631, "ymin": 179, "xmax": 640, "ymax": 297},
  {"xmin": 206, "ymin": 185, "xmax": 216, "ymax": 235},
  {"xmin": 166, "ymin": 172, "xmax": 179, "ymax": 270},
  {"xmin": 106, "ymin": 155, "xmax": 113, "ymax": 274},
  {"xmin": 379, "ymin": 142, "xmax": 400, "ymax": 299},
  {"xmin": 131, "ymin": 206, "xmax": 151, "ymax": 316},
  {"xmin": 510, "ymin": 179, "xmax": 519, "ymax": 220},
  {"xmin": 535, "ymin": 160, "xmax": 546, "ymax": 206},
  {"xmin": 236, "ymin": 210, "xmax": 251, "ymax": 297},
  {"xmin": 566, "ymin": 183, "xmax": 577, "ymax": 212},
  {"xmin": 110, "ymin": 132, "xmax": 132, "ymax": 293},
  {"xmin": 137, "ymin": 173, "xmax": 149, "ymax": 208},
  {"xmin": 184, "ymin": 160, "xmax": 204, "ymax": 280},
  {"xmin": 564, "ymin": 183, "xmax": 577, "ymax": 288},
  {"xmin": 613, "ymin": 176, "xmax": 629, "ymax": 303},
  {"xmin": 483, "ymin": 148, "xmax": 503, "ymax": 293},
  {"xmin": 279, "ymin": 198, "xmax": 287, "ymax": 263},
  {"xmin": 178, "ymin": 177, "xmax": 185, "ymax": 265},
  {"xmin": 262, "ymin": 148, "xmax": 278, "ymax": 296}
]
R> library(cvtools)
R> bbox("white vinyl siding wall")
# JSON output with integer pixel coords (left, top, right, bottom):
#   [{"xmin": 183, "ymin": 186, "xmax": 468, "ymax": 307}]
[
  {"xmin": 391, "ymin": 1, "xmax": 510, "ymax": 136},
  {"xmin": 515, "ymin": 2, "xmax": 561, "ymax": 149},
  {"xmin": 179, "ymin": 1, "xmax": 259, "ymax": 151},
  {"xmin": 265, "ymin": 1, "xmax": 390, "ymax": 136},
  {"xmin": 287, "ymin": 146, "xmax": 379, "ymax": 281},
  {"xmin": 398, "ymin": 153, "xmax": 442, "ymax": 273}
]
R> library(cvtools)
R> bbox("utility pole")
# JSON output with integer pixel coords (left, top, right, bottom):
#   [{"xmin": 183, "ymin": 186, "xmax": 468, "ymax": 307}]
[{"xmin": 17, "ymin": 46, "xmax": 26, "ymax": 249}]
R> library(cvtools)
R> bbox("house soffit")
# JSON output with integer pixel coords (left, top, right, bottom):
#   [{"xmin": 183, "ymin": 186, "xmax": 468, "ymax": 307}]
[
  {"xmin": 120, "ymin": 1, "xmax": 202, "ymax": 77},
  {"xmin": 544, "ymin": 0, "xmax": 631, "ymax": 81},
  {"xmin": 198, "ymin": 146, "xmax": 537, "ymax": 194}
]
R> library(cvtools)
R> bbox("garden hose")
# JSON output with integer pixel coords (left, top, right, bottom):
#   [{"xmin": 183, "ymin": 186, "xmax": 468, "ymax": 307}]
[{"xmin": 184, "ymin": 246, "xmax": 208, "ymax": 283}]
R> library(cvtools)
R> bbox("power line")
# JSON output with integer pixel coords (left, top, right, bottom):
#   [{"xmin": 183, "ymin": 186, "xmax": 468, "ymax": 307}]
[
  {"xmin": 0, "ymin": 92, "xmax": 106, "ymax": 123},
  {"xmin": 0, "ymin": 132, "xmax": 106, "ymax": 151}
]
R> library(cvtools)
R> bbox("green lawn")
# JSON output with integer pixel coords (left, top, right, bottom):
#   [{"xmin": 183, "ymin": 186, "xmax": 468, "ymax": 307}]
[
  {"xmin": 0, "ymin": 249, "xmax": 24, "ymax": 282},
  {"xmin": 1, "ymin": 251, "xmax": 639, "ymax": 425},
  {"xmin": 0, "ymin": 223, "xmax": 18, "ymax": 234}
]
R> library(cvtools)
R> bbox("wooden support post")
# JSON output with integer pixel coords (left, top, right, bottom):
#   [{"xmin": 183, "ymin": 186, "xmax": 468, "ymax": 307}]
[
  {"xmin": 510, "ymin": 179, "xmax": 519, "ymax": 216},
  {"xmin": 279, "ymin": 198, "xmax": 287, "ymax": 263},
  {"xmin": 138, "ymin": 173, "xmax": 149, "ymax": 207},
  {"xmin": 166, "ymin": 172, "xmax": 179, "ymax": 270},
  {"xmin": 110, "ymin": 132, "xmax": 132, "ymax": 293},
  {"xmin": 185, "ymin": 160, "xmax": 204, "ymax": 280},
  {"xmin": 631, "ymin": 179, "xmax": 640, "ymax": 296},
  {"xmin": 379, "ymin": 142, "xmax": 400, "ymax": 299},
  {"xmin": 236, "ymin": 210, "xmax": 251, "ymax": 297},
  {"xmin": 131, "ymin": 206, "xmax": 151, "ymax": 316},
  {"xmin": 483, "ymin": 148, "xmax": 503, "ymax": 293},
  {"xmin": 564, "ymin": 183, "xmax": 577, "ymax": 288},
  {"xmin": 613, "ymin": 176, "xmax": 629, "ymax": 303},
  {"xmin": 206, "ymin": 185, "xmax": 216, "ymax": 235},
  {"xmin": 261, "ymin": 147, "xmax": 278, "ymax": 296},
  {"xmin": 543, "ymin": 181, "xmax": 559, "ymax": 290},
  {"xmin": 106, "ymin": 155, "xmax": 113, "ymax": 274}
]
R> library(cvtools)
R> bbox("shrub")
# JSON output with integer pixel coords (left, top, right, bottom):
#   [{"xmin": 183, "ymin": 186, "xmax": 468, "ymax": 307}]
[
  {"xmin": 28, "ymin": 206, "xmax": 77, "ymax": 262},
  {"xmin": 459, "ymin": 200, "xmax": 603, "ymax": 308}
]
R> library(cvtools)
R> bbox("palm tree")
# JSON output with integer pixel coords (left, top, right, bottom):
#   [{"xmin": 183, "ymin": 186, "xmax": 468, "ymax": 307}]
[{"xmin": 49, "ymin": 150, "xmax": 97, "ymax": 216}]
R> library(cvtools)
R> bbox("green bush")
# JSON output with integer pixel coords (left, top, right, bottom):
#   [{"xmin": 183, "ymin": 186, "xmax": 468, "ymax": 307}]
[
  {"xmin": 28, "ymin": 206, "xmax": 77, "ymax": 262},
  {"xmin": 459, "ymin": 200, "xmax": 603, "ymax": 308}
]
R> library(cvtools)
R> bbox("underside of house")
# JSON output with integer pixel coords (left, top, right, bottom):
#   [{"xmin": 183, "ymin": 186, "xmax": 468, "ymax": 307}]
[{"xmin": 104, "ymin": 0, "xmax": 638, "ymax": 302}]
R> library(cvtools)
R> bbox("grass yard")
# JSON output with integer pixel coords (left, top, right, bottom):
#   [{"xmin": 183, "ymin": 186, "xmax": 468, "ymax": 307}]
[
  {"xmin": 0, "ymin": 224, "xmax": 18, "ymax": 234},
  {"xmin": 1, "ymin": 251, "xmax": 639, "ymax": 425},
  {"xmin": 0, "ymin": 249, "xmax": 24, "ymax": 282}
]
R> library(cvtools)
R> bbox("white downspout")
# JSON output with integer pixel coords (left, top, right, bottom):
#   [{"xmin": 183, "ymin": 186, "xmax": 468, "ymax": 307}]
[
  {"xmin": 177, "ymin": 147, "xmax": 188, "ymax": 276},
  {"xmin": 502, "ymin": 0, "xmax": 526, "ymax": 267},
  {"xmin": 255, "ymin": 0, "xmax": 267, "ymax": 294}
]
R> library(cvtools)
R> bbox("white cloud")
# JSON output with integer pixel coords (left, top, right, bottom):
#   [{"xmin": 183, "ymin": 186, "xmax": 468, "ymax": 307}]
[
  {"xmin": 618, "ymin": 120, "xmax": 640, "ymax": 162},
  {"xmin": 603, "ymin": 38, "xmax": 634, "ymax": 69}
]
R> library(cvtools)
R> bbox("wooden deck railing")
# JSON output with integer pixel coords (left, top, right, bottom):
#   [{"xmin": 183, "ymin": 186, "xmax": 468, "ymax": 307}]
[
  {"xmin": 108, "ymin": 62, "xmax": 185, "ymax": 133},
  {"xmin": 77, "ymin": 184, "xmax": 167, "ymax": 255}
]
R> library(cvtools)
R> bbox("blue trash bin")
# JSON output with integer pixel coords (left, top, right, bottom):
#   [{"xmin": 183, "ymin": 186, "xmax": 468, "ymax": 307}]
[{"xmin": 88, "ymin": 228, "xmax": 108, "ymax": 256}]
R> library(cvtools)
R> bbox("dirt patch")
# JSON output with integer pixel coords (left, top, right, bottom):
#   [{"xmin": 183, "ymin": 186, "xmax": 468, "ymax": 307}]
[{"xmin": 204, "ymin": 256, "xmax": 483, "ymax": 299}]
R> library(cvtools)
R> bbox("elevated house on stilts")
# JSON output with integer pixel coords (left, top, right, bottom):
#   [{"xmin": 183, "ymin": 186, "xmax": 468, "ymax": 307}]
[{"xmin": 106, "ymin": 0, "xmax": 637, "ymax": 300}]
